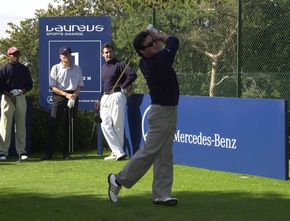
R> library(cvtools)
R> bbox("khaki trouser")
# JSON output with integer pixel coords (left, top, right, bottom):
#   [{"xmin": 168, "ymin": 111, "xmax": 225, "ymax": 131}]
[
  {"xmin": 116, "ymin": 105, "xmax": 177, "ymax": 200},
  {"xmin": 0, "ymin": 94, "xmax": 27, "ymax": 156}
]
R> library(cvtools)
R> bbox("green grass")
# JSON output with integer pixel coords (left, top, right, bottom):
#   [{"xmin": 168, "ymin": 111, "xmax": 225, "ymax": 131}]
[{"xmin": 1, "ymin": 150, "xmax": 290, "ymax": 221}]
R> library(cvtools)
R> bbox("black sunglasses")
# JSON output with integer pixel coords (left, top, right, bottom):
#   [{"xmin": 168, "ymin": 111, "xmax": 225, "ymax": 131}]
[
  {"xmin": 141, "ymin": 38, "xmax": 156, "ymax": 50},
  {"xmin": 61, "ymin": 52, "xmax": 71, "ymax": 56},
  {"xmin": 10, "ymin": 52, "xmax": 21, "ymax": 56}
]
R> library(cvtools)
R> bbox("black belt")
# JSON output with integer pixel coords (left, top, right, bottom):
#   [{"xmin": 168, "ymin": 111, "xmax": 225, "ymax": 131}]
[
  {"xmin": 103, "ymin": 88, "xmax": 121, "ymax": 95},
  {"xmin": 64, "ymin": 91, "xmax": 75, "ymax": 94}
]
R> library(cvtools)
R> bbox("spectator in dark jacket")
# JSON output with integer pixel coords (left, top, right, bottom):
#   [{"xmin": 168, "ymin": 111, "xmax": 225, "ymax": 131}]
[{"xmin": 0, "ymin": 46, "xmax": 33, "ymax": 161}]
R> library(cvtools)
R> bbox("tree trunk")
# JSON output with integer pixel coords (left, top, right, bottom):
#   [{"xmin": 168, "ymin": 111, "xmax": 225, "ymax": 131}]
[{"xmin": 210, "ymin": 59, "xmax": 218, "ymax": 96}]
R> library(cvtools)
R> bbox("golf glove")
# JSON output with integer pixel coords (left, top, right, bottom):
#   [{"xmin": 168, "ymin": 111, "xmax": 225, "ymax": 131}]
[
  {"xmin": 67, "ymin": 99, "xmax": 75, "ymax": 108},
  {"xmin": 146, "ymin": 24, "xmax": 158, "ymax": 33},
  {"xmin": 10, "ymin": 89, "xmax": 22, "ymax": 96}
]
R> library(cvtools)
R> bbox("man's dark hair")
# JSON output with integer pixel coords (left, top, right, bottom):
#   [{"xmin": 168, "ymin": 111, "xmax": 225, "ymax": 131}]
[
  {"xmin": 101, "ymin": 43, "xmax": 114, "ymax": 53},
  {"xmin": 133, "ymin": 31, "xmax": 150, "ymax": 57}
]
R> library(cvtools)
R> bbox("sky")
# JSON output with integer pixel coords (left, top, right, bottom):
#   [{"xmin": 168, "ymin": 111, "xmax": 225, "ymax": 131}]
[
  {"xmin": 0, "ymin": 0, "xmax": 57, "ymax": 17},
  {"xmin": 0, "ymin": 0, "xmax": 58, "ymax": 37}
]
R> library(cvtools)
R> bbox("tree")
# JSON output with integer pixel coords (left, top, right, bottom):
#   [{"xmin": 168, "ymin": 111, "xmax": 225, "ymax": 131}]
[
  {"xmin": 241, "ymin": 0, "xmax": 290, "ymax": 102},
  {"xmin": 0, "ymin": 0, "xmax": 156, "ymax": 151}
]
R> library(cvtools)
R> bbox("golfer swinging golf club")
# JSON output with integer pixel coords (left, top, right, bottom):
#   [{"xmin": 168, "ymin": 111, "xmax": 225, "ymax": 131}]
[{"xmin": 107, "ymin": 25, "xmax": 180, "ymax": 206}]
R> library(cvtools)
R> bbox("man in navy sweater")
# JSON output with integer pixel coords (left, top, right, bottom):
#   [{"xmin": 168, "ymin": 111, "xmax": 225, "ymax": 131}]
[
  {"xmin": 107, "ymin": 29, "xmax": 180, "ymax": 206},
  {"xmin": 0, "ymin": 46, "xmax": 33, "ymax": 161},
  {"xmin": 96, "ymin": 43, "xmax": 137, "ymax": 161}
]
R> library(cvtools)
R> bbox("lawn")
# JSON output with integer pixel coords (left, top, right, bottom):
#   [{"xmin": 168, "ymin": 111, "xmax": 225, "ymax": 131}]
[{"xmin": 0, "ymin": 150, "xmax": 290, "ymax": 221}]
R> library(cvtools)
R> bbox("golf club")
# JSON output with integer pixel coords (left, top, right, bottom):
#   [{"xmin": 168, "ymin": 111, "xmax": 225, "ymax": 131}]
[
  {"xmin": 68, "ymin": 107, "xmax": 74, "ymax": 157},
  {"xmin": 71, "ymin": 107, "xmax": 74, "ymax": 154},
  {"xmin": 84, "ymin": 121, "xmax": 96, "ymax": 157}
]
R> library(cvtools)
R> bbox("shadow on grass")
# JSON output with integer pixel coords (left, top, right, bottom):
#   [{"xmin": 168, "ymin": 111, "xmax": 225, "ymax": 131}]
[
  {"xmin": 0, "ymin": 190, "xmax": 290, "ymax": 221},
  {"xmin": 3, "ymin": 153, "xmax": 106, "ymax": 162},
  {"xmin": 10, "ymin": 150, "xmax": 127, "ymax": 162}
]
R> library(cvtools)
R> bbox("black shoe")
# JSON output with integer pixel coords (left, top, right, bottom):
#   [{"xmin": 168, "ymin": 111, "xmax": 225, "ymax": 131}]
[
  {"xmin": 41, "ymin": 154, "xmax": 52, "ymax": 161},
  {"xmin": 153, "ymin": 197, "xmax": 178, "ymax": 206}
]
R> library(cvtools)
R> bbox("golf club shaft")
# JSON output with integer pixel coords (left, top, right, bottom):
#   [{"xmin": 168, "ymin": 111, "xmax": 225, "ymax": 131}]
[
  {"xmin": 71, "ymin": 108, "xmax": 74, "ymax": 153},
  {"xmin": 88, "ymin": 122, "xmax": 96, "ymax": 149},
  {"xmin": 100, "ymin": 51, "xmax": 136, "ymax": 107},
  {"xmin": 68, "ymin": 107, "xmax": 71, "ymax": 154}
]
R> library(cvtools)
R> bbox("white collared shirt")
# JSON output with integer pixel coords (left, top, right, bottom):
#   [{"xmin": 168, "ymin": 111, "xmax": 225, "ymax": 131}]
[{"xmin": 49, "ymin": 62, "xmax": 84, "ymax": 91}]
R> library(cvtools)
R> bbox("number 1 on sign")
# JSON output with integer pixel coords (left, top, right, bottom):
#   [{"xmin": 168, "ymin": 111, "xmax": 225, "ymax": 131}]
[{"xmin": 72, "ymin": 52, "xmax": 79, "ymax": 66}]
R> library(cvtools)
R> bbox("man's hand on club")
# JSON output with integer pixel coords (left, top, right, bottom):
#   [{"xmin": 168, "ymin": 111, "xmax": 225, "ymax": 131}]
[
  {"xmin": 10, "ymin": 89, "xmax": 22, "ymax": 96},
  {"xmin": 95, "ymin": 100, "xmax": 101, "ymax": 111},
  {"xmin": 67, "ymin": 99, "xmax": 75, "ymax": 108}
]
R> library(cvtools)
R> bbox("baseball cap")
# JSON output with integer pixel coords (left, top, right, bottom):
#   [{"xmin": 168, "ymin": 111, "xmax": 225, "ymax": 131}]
[
  {"xmin": 7, "ymin": 46, "xmax": 20, "ymax": 55},
  {"xmin": 59, "ymin": 46, "xmax": 72, "ymax": 54}
]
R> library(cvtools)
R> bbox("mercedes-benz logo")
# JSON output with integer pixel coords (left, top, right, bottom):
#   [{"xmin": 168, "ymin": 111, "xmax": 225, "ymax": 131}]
[
  {"xmin": 141, "ymin": 105, "xmax": 151, "ymax": 141},
  {"xmin": 47, "ymin": 96, "xmax": 53, "ymax": 104}
]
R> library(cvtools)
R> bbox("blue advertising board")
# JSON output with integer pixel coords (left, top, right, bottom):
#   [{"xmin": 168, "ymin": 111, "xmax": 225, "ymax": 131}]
[
  {"xmin": 123, "ymin": 94, "xmax": 288, "ymax": 180},
  {"xmin": 39, "ymin": 16, "xmax": 111, "ymax": 110}
]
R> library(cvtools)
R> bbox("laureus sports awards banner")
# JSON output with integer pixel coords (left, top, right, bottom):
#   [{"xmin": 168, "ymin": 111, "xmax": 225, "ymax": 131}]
[{"xmin": 39, "ymin": 16, "xmax": 111, "ymax": 110}]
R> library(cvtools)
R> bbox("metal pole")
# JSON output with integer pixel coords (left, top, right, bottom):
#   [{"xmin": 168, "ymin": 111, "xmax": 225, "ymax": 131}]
[
  {"xmin": 236, "ymin": 0, "xmax": 242, "ymax": 98},
  {"xmin": 97, "ymin": 124, "xmax": 103, "ymax": 155}
]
